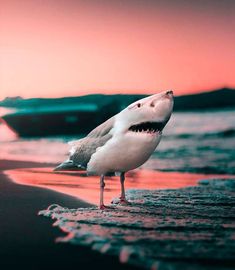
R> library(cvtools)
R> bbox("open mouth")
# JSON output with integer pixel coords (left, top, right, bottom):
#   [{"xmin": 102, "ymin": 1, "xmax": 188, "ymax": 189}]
[{"xmin": 128, "ymin": 122, "xmax": 164, "ymax": 134}]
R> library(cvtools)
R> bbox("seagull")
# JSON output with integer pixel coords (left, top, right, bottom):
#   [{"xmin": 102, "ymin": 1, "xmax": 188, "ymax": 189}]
[{"xmin": 54, "ymin": 90, "xmax": 174, "ymax": 209}]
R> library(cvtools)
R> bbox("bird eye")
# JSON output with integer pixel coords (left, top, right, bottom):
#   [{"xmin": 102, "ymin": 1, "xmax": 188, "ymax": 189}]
[{"xmin": 137, "ymin": 103, "xmax": 141, "ymax": 108}]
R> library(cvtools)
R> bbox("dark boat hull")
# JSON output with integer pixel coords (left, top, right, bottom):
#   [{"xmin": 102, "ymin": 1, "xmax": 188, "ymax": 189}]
[{"xmin": 2, "ymin": 106, "xmax": 117, "ymax": 138}]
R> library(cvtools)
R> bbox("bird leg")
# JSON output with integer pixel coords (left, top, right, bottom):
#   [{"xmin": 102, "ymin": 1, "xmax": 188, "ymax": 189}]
[
  {"xmin": 119, "ymin": 172, "xmax": 130, "ymax": 205},
  {"xmin": 100, "ymin": 174, "xmax": 110, "ymax": 210},
  {"xmin": 99, "ymin": 174, "xmax": 105, "ymax": 209},
  {"xmin": 100, "ymin": 175, "xmax": 114, "ymax": 209}
]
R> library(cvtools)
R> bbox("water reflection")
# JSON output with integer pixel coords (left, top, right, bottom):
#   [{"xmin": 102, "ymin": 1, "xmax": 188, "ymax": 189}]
[{"xmin": 5, "ymin": 167, "xmax": 234, "ymax": 205}]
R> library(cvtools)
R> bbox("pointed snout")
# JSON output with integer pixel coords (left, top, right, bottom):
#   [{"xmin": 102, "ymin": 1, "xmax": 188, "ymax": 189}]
[
  {"xmin": 164, "ymin": 90, "xmax": 174, "ymax": 99},
  {"xmin": 147, "ymin": 90, "xmax": 173, "ymax": 107},
  {"xmin": 125, "ymin": 90, "xmax": 174, "ymax": 125},
  {"xmin": 166, "ymin": 90, "xmax": 173, "ymax": 96}
]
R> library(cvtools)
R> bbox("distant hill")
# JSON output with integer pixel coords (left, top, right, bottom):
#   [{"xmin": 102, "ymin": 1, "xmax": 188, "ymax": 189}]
[
  {"xmin": 174, "ymin": 88, "xmax": 235, "ymax": 111},
  {"xmin": 1, "ymin": 88, "xmax": 235, "ymax": 111},
  {"xmin": 0, "ymin": 94, "xmax": 146, "ymax": 110}
]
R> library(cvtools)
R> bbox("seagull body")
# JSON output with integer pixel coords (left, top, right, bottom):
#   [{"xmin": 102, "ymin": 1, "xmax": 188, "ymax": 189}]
[{"xmin": 55, "ymin": 90, "xmax": 174, "ymax": 209}]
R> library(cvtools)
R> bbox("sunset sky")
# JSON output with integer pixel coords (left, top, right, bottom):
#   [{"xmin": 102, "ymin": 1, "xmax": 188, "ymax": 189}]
[{"xmin": 1, "ymin": 0, "xmax": 235, "ymax": 99}]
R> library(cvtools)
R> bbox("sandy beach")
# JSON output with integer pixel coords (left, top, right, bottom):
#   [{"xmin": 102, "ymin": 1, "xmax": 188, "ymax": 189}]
[{"xmin": 0, "ymin": 159, "xmax": 138, "ymax": 270}]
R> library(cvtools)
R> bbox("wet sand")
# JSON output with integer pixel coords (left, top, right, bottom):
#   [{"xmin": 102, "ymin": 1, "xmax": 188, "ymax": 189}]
[
  {"xmin": 0, "ymin": 159, "xmax": 138, "ymax": 270},
  {"xmin": 1, "ymin": 159, "xmax": 235, "ymax": 270},
  {"xmin": 40, "ymin": 179, "xmax": 235, "ymax": 270}
]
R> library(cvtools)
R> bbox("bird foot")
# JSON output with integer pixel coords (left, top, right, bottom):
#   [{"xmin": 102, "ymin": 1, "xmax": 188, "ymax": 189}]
[
  {"xmin": 119, "ymin": 198, "xmax": 131, "ymax": 205},
  {"xmin": 99, "ymin": 204, "xmax": 113, "ymax": 210},
  {"xmin": 111, "ymin": 198, "xmax": 131, "ymax": 205}
]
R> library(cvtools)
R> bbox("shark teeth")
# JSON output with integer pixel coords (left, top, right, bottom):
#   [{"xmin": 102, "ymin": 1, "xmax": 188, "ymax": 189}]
[{"xmin": 128, "ymin": 122, "xmax": 164, "ymax": 134}]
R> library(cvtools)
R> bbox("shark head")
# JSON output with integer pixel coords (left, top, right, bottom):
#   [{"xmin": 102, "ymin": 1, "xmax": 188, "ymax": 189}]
[{"xmin": 114, "ymin": 90, "xmax": 174, "ymax": 135}]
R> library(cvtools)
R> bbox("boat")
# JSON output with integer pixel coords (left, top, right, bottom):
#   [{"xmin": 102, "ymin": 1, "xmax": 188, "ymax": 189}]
[{"xmin": 1, "ymin": 101, "xmax": 119, "ymax": 137}]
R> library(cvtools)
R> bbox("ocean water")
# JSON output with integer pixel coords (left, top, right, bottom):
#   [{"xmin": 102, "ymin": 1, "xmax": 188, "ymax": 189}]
[
  {"xmin": 1, "ymin": 109, "xmax": 235, "ymax": 174},
  {"xmin": 156, "ymin": 109, "xmax": 235, "ymax": 175}
]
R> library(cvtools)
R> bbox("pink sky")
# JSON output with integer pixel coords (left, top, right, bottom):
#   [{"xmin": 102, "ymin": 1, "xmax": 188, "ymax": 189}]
[{"xmin": 0, "ymin": 0, "xmax": 235, "ymax": 99}]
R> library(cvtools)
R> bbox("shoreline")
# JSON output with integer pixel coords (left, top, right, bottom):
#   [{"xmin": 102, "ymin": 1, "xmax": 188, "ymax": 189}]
[
  {"xmin": 0, "ymin": 160, "xmax": 235, "ymax": 270},
  {"xmin": 0, "ymin": 159, "xmax": 138, "ymax": 270},
  {"xmin": 4, "ymin": 162, "xmax": 235, "ymax": 206}
]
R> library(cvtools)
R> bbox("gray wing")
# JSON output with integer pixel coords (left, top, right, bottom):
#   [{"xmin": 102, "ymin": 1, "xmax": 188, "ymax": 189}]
[
  {"xmin": 87, "ymin": 116, "xmax": 115, "ymax": 138},
  {"xmin": 54, "ymin": 117, "xmax": 114, "ymax": 171}
]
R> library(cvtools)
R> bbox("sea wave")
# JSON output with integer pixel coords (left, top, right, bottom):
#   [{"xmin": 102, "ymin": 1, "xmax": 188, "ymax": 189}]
[
  {"xmin": 39, "ymin": 179, "xmax": 235, "ymax": 269},
  {"xmin": 1, "ymin": 109, "xmax": 235, "ymax": 175},
  {"xmin": 165, "ymin": 128, "xmax": 235, "ymax": 140}
]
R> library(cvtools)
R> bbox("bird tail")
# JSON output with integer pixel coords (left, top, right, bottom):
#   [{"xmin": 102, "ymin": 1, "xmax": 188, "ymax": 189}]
[{"xmin": 53, "ymin": 160, "xmax": 85, "ymax": 171}]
